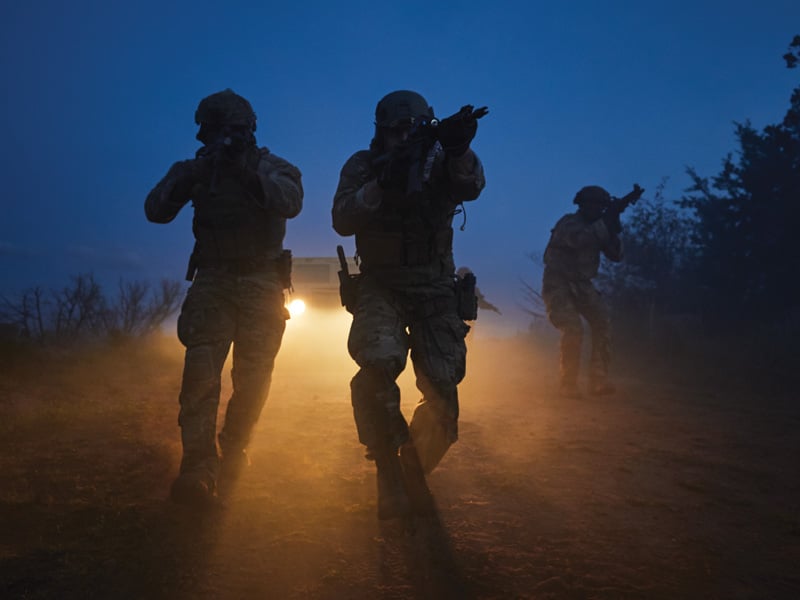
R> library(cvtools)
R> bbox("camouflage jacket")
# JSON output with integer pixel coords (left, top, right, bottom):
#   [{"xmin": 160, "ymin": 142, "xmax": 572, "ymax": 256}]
[
  {"xmin": 543, "ymin": 211, "xmax": 622, "ymax": 282},
  {"xmin": 332, "ymin": 146, "xmax": 485, "ymax": 286}
]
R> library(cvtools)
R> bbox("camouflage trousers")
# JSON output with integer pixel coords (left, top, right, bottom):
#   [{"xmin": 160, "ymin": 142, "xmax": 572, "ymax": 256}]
[
  {"xmin": 176, "ymin": 268, "xmax": 288, "ymax": 482},
  {"xmin": 542, "ymin": 273, "xmax": 611, "ymax": 386},
  {"xmin": 347, "ymin": 275, "xmax": 469, "ymax": 474}
]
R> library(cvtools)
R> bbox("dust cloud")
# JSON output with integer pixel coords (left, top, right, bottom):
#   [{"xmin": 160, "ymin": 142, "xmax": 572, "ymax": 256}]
[{"xmin": 1, "ymin": 307, "xmax": 798, "ymax": 598}]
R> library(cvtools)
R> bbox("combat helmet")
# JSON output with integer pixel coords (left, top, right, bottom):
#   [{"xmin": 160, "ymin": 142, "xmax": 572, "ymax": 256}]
[
  {"xmin": 195, "ymin": 89, "xmax": 257, "ymax": 143},
  {"xmin": 374, "ymin": 90, "xmax": 434, "ymax": 128},
  {"xmin": 573, "ymin": 185, "xmax": 611, "ymax": 205}
]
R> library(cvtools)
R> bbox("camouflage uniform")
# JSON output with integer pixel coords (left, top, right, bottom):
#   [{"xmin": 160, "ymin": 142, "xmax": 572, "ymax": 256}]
[
  {"xmin": 542, "ymin": 201, "xmax": 622, "ymax": 395},
  {"xmin": 145, "ymin": 90, "xmax": 303, "ymax": 502},
  {"xmin": 332, "ymin": 91, "xmax": 486, "ymax": 508}
]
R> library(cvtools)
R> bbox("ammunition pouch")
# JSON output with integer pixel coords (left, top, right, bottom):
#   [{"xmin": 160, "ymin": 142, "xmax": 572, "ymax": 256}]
[
  {"xmin": 356, "ymin": 228, "xmax": 453, "ymax": 268},
  {"xmin": 187, "ymin": 250, "xmax": 292, "ymax": 288},
  {"xmin": 456, "ymin": 271, "xmax": 478, "ymax": 321}
]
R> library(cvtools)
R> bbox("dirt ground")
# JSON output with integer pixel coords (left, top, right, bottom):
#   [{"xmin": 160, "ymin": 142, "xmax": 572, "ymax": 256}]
[{"xmin": 1, "ymin": 311, "xmax": 798, "ymax": 599}]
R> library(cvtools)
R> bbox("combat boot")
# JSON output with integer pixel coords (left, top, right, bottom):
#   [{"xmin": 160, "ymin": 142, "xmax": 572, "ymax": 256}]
[
  {"xmin": 373, "ymin": 447, "xmax": 411, "ymax": 520},
  {"xmin": 170, "ymin": 471, "xmax": 216, "ymax": 506},
  {"xmin": 217, "ymin": 433, "xmax": 250, "ymax": 493},
  {"xmin": 217, "ymin": 448, "xmax": 250, "ymax": 497}
]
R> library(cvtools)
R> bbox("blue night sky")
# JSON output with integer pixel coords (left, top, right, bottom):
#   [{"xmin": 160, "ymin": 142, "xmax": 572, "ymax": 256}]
[{"xmin": 1, "ymin": 1, "xmax": 798, "ymax": 333}]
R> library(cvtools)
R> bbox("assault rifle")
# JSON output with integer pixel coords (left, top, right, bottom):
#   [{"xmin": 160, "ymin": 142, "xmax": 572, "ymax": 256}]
[
  {"xmin": 196, "ymin": 127, "xmax": 250, "ymax": 161},
  {"xmin": 601, "ymin": 183, "xmax": 645, "ymax": 235},
  {"xmin": 606, "ymin": 183, "xmax": 645, "ymax": 216},
  {"xmin": 195, "ymin": 128, "xmax": 252, "ymax": 191},
  {"xmin": 373, "ymin": 104, "xmax": 489, "ymax": 194}
]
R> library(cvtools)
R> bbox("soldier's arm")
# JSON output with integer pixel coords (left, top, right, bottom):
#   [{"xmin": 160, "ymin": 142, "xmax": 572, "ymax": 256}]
[
  {"xmin": 444, "ymin": 149, "xmax": 485, "ymax": 202},
  {"xmin": 144, "ymin": 160, "xmax": 197, "ymax": 223},
  {"xmin": 553, "ymin": 215, "xmax": 621, "ymax": 261},
  {"xmin": 257, "ymin": 149, "xmax": 303, "ymax": 218},
  {"xmin": 332, "ymin": 151, "xmax": 382, "ymax": 236},
  {"xmin": 586, "ymin": 218, "xmax": 623, "ymax": 262}
]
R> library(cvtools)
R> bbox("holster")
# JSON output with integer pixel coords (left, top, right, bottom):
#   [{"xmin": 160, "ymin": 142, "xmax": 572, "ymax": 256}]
[
  {"xmin": 456, "ymin": 272, "xmax": 478, "ymax": 321},
  {"xmin": 337, "ymin": 244, "xmax": 360, "ymax": 313},
  {"xmin": 356, "ymin": 229, "xmax": 453, "ymax": 267},
  {"xmin": 338, "ymin": 270, "xmax": 360, "ymax": 314}
]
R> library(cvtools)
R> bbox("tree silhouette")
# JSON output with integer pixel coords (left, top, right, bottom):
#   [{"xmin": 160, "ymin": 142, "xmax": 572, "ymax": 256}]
[
  {"xmin": 1, "ymin": 274, "xmax": 183, "ymax": 345},
  {"xmin": 680, "ymin": 36, "xmax": 800, "ymax": 323}
]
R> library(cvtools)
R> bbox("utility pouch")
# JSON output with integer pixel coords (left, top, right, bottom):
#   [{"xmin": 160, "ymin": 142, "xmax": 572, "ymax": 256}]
[
  {"xmin": 337, "ymin": 245, "xmax": 360, "ymax": 314},
  {"xmin": 276, "ymin": 249, "xmax": 293, "ymax": 290},
  {"xmin": 339, "ymin": 272, "xmax": 360, "ymax": 314},
  {"xmin": 456, "ymin": 271, "xmax": 478, "ymax": 321}
]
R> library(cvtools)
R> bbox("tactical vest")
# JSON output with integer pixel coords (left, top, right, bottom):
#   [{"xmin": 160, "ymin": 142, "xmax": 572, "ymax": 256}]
[
  {"xmin": 354, "ymin": 146, "xmax": 455, "ymax": 269},
  {"xmin": 190, "ymin": 152, "xmax": 285, "ymax": 267},
  {"xmin": 543, "ymin": 213, "xmax": 603, "ymax": 280},
  {"xmin": 355, "ymin": 193, "xmax": 454, "ymax": 269}
]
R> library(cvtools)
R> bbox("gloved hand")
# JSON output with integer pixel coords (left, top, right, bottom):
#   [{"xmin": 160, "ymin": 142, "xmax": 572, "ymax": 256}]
[
  {"xmin": 168, "ymin": 158, "xmax": 211, "ymax": 200},
  {"xmin": 377, "ymin": 152, "xmax": 411, "ymax": 192},
  {"xmin": 436, "ymin": 105, "xmax": 489, "ymax": 157},
  {"xmin": 190, "ymin": 155, "xmax": 215, "ymax": 184}
]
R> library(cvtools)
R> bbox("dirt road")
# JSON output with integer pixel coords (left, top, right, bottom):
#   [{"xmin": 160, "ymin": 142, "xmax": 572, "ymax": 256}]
[{"xmin": 1, "ymin": 321, "xmax": 798, "ymax": 599}]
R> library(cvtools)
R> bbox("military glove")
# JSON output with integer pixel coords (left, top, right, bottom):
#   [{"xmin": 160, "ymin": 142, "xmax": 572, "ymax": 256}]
[
  {"xmin": 192, "ymin": 156, "xmax": 216, "ymax": 184},
  {"xmin": 436, "ymin": 105, "xmax": 489, "ymax": 157},
  {"xmin": 377, "ymin": 153, "xmax": 410, "ymax": 192},
  {"xmin": 167, "ymin": 159, "xmax": 209, "ymax": 200}
]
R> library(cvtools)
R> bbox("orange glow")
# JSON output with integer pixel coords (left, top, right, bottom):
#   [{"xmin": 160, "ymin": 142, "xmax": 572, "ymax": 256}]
[{"xmin": 287, "ymin": 298, "xmax": 307, "ymax": 318}]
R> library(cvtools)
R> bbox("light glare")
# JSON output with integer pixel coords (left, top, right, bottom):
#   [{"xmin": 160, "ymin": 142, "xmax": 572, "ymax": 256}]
[{"xmin": 288, "ymin": 298, "xmax": 306, "ymax": 318}]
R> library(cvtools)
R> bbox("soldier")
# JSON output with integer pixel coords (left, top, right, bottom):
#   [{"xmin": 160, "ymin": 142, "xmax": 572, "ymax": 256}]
[
  {"xmin": 542, "ymin": 185, "xmax": 627, "ymax": 398},
  {"xmin": 332, "ymin": 90, "xmax": 487, "ymax": 519},
  {"xmin": 145, "ymin": 89, "xmax": 303, "ymax": 505}
]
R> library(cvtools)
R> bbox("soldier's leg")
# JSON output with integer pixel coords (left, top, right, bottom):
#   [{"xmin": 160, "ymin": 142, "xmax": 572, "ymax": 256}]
[
  {"xmin": 544, "ymin": 284, "xmax": 584, "ymax": 396},
  {"xmin": 351, "ymin": 364, "xmax": 411, "ymax": 519},
  {"xmin": 218, "ymin": 281, "xmax": 288, "ymax": 459},
  {"xmin": 580, "ymin": 286, "xmax": 614, "ymax": 395},
  {"xmin": 348, "ymin": 285, "xmax": 410, "ymax": 519},
  {"xmin": 407, "ymin": 309, "xmax": 469, "ymax": 474},
  {"xmin": 173, "ymin": 276, "xmax": 236, "ymax": 503}
]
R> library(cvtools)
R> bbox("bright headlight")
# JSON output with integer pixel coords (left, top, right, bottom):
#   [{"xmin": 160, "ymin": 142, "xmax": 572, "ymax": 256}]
[{"xmin": 287, "ymin": 298, "xmax": 306, "ymax": 318}]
